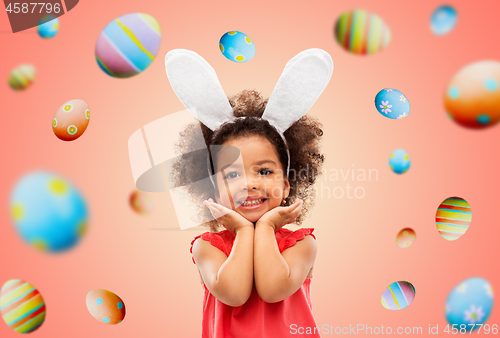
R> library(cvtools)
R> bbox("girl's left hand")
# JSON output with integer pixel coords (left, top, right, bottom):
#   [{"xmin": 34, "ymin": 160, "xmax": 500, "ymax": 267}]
[{"xmin": 256, "ymin": 199, "xmax": 303, "ymax": 231}]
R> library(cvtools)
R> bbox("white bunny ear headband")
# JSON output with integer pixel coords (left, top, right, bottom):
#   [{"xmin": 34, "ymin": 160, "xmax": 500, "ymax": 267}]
[{"xmin": 164, "ymin": 48, "xmax": 334, "ymax": 183}]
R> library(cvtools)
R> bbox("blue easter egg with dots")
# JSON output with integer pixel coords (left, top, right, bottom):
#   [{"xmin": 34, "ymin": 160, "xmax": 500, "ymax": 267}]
[
  {"xmin": 10, "ymin": 171, "xmax": 88, "ymax": 252},
  {"xmin": 37, "ymin": 15, "xmax": 60, "ymax": 39},
  {"xmin": 431, "ymin": 5, "xmax": 457, "ymax": 35},
  {"xmin": 219, "ymin": 31, "xmax": 255, "ymax": 62},
  {"xmin": 445, "ymin": 277, "xmax": 493, "ymax": 332},
  {"xmin": 389, "ymin": 149, "xmax": 410, "ymax": 174},
  {"xmin": 375, "ymin": 88, "xmax": 410, "ymax": 119}
]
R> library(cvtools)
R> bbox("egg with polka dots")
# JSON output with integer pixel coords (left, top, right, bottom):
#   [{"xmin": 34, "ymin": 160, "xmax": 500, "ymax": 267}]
[
  {"xmin": 389, "ymin": 149, "xmax": 410, "ymax": 174},
  {"xmin": 445, "ymin": 61, "xmax": 500, "ymax": 128},
  {"xmin": 53, "ymin": 99, "xmax": 90, "ymax": 141},
  {"xmin": 37, "ymin": 15, "xmax": 59, "ymax": 39},
  {"xmin": 219, "ymin": 31, "xmax": 255, "ymax": 62},
  {"xmin": 86, "ymin": 289, "xmax": 125, "ymax": 325},
  {"xmin": 396, "ymin": 228, "xmax": 416, "ymax": 248},
  {"xmin": 10, "ymin": 171, "xmax": 88, "ymax": 252}
]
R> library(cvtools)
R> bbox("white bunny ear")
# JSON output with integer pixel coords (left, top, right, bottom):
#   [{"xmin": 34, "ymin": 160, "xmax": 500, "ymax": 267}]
[
  {"xmin": 165, "ymin": 49, "xmax": 234, "ymax": 131},
  {"xmin": 262, "ymin": 48, "xmax": 334, "ymax": 134}
]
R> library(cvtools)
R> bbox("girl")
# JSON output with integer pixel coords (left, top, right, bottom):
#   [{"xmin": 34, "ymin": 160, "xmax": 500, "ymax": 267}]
[{"xmin": 166, "ymin": 49, "xmax": 333, "ymax": 337}]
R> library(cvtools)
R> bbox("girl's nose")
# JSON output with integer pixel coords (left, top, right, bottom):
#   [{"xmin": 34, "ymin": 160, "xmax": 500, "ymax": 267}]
[{"xmin": 245, "ymin": 178, "xmax": 260, "ymax": 191}]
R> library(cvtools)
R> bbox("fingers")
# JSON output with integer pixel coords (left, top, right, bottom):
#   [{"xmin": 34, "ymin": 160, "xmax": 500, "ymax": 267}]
[
  {"xmin": 287, "ymin": 199, "xmax": 303, "ymax": 221},
  {"xmin": 204, "ymin": 199, "xmax": 232, "ymax": 221},
  {"xmin": 285, "ymin": 199, "xmax": 303, "ymax": 212},
  {"xmin": 204, "ymin": 200, "xmax": 222, "ymax": 218}
]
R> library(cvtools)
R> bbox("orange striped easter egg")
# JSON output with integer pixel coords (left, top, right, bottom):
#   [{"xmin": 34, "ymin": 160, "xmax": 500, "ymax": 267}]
[{"xmin": 436, "ymin": 197, "xmax": 472, "ymax": 241}]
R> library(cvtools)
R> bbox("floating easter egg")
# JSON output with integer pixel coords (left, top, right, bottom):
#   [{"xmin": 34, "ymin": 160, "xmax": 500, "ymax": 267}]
[
  {"xmin": 129, "ymin": 189, "xmax": 153, "ymax": 214},
  {"xmin": 445, "ymin": 277, "xmax": 493, "ymax": 331},
  {"xmin": 396, "ymin": 228, "xmax": 416, "ymax": 248},
  {"xmin": 381, "ymin": 281, "xmax": 415, "ymax": 310},
  {"xmin": 436, "ymin": 197, "xmax": 471, "ymax": 241},
  {"xmin": 95, "ymin": 13, "xmax": 161, "ymax": 78},
  {"xmin": 219, "ymin": 31, "xmax": 255, "ymax": 62},
  {"xmin": 52, "ymin": 99, "xmax": 90, "ymax": 141},
  {"xmin": 389, "ymin": 149, "xmax": 410, "ymax": 174},
  {"xmin": 8, "ymin": 64, "xmax": 36, "ymax": 91},
  {"xmin": 10, "ymin": 171, "xmax": 88, "ymax": 252},
  {"xmin": 86, "ymin": 289, "xmax": 126, "ymax": 325},
  {"xmin": 445, "ymin": 61, "xmax": 500, "ymax": 128},
  {"xmin": 375, "ymin": 88, "xmax": 410, "ymax": 119},
  {"xmin": 37, "ymin": 15, "xmax": 59, "ymax": 39},
  {"xmin": 431, "ymin": 5, "xmax": 457, "ymax": 35},
  {"xmin": 334, "ymin": 9, "xmax": 391, "ymax": 55},
  {"xmin": 1, "ymin": 279, "xmax": 46, "ymax": 333}
]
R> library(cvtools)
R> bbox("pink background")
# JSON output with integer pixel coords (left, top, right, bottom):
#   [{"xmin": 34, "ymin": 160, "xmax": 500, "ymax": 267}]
[{"xmin": 1, "ymin": 0, "xmax": 499, "ymax": 336}]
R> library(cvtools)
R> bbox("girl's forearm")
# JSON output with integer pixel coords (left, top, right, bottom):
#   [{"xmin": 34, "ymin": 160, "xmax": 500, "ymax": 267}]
[
  {"xmin": 215, "ymin": 227, "xmax": 254, "ymax": 305},
  {"xmin": 253, "ymin": 222, "xmax": 289, "ymax": 301}
]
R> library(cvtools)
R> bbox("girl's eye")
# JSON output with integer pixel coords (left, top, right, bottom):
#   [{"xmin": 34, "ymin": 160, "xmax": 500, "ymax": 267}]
[
  {"xmin": 224, "ymin": 171, "xmax": 239, "ymax": 179},
  {"xmin": 259, "ymin": 168, "xmax": 272, "ymax": 175}
]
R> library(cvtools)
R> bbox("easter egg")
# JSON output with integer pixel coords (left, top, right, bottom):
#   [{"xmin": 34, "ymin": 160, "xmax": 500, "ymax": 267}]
[
  {"xmin": 445, "ymin": 61, "xmax": 500, "ymax": 128},
  {"xmin": 334, "ymin": 9, "xmax": 391, "ymax": 55},
  {"xmin": 86, "ymin": 289, "xmax": 125, "ymax": 325},
  {"xmin": 95, "ymin": 13, "xmax": 161, "ymax": 78},
  {"xmin": 375, "ymin": 88, "xmax": 410, "ymax": 119},
  {"xmin": 37, "ymin": 15, "xmax": 59, "ymax": 39},
  {"xmin": 389, "ymin": 149, "xmax": 410, "ymax": 174},
  {"xmin": 1, "ymin": 279, "xmax": 46, "ymax": 333},
  {"xmin": 396, "ymin": 228, "xmax": 416, "ymax": 248},
  {"xmin": 219, "ymin": 31, "xmax": 255, "ymax": 62},
  {"xmin": 436, "ymin": 197, "xmax": 471, "ymax": 241},
  {"xmin": 52, "ymin": 99, "xmax": 90, "ymax": 141},
  {"xmin": 129, "ymin": 190, "xmax": 153, "ymax": 214},
  {"xmin": 431, "ymin": 5, "xmax": 457, "ymax": 35},
  {"xmin": 8, "ymin": 64, "xmax": 36, "ymax": 91},
  {"xmin": 10, "ymin": 171, "xmax": 89, "ymax": 252},
  {"xmin": 381, "ymin": 281, "xmax": 415, "ymax": 310},
  {"xmin": 445, "ymin": 277, "xmax": 493, "ymax": 331}
]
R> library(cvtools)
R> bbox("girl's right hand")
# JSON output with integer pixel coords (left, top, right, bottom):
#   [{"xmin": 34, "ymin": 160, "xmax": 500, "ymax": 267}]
[{"xmin": 204, "ymin": 198, "xmax": 254, "ymax": 235}]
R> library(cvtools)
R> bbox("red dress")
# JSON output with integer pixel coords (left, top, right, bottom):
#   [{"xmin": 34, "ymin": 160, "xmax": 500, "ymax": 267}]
[{"xmin": 190, "ymin": 227, "xmax": 320, "ymax": 338}]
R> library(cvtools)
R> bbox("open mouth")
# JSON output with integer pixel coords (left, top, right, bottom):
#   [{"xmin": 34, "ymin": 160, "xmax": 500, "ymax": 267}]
[{"xmin": 237, "ymin": 198, "xmax": 268, "ymax": 209}]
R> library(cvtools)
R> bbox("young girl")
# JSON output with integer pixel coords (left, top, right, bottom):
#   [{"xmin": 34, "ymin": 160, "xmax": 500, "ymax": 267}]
[{"xmin": 166, "ymin": 48, "xmax": 332, "ymax": 337}]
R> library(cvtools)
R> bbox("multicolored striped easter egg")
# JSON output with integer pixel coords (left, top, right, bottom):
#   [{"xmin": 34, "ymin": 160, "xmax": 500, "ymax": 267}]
[
  {"xmin": 334, "ymin": 9, "xmax": 391, "ymax": 55},
  {"xmin": 381, "ymin": 281, "xmax": 416, "ymax": 310},
  {"xmin": 0, "ymin": 279, "xmax": 46, "ymax": 333},
  {"xmin": 8, "ymin": 64, "xmax": 36, "ymax": 91},
  {"xmin": 436, "ymin": 197, "xmax": 472, "ymax": 241},
  {"xmin": 95, "ymin": 13, "xmax": 161, "ymax": 78}
]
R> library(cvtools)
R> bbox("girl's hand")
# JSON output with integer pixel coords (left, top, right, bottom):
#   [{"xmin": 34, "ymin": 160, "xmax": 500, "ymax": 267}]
[
  {"xmin": 204, "ymin": 198, "xmax": 254, "ymax": 235},
  {"xmin": 256, "ymin": 199, "xmax": 303, "ymax": 231}
]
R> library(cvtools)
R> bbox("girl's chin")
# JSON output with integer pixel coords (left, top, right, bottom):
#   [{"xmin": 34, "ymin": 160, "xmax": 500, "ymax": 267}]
[{"xmin": 235, "ymin": 210, "xmax": 266, "ymax": 223}]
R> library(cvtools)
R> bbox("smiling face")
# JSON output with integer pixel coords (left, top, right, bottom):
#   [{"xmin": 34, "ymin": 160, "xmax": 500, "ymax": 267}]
[{"xmin": 214, "ymin": 135, "xmax": 290, "ymax": 223}]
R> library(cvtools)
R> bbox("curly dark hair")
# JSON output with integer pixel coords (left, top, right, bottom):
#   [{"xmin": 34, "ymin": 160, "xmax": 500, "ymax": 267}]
[{"xmin": 169, "ymin": 89, "xmax": 325, "ymax": 232}]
